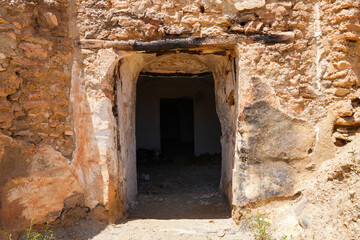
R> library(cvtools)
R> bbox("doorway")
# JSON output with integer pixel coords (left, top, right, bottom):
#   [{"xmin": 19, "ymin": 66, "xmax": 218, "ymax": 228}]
[
  {"xmin": 113, "ymin": 53, "xmax": 236, "ymax": 220},
  {"xmin": 132, "ymin": 73, "xmax": 229, "ymax": 219},
  {"xmin": 160, "ymin": 98, "xmax": 194, "ymax": 156}
]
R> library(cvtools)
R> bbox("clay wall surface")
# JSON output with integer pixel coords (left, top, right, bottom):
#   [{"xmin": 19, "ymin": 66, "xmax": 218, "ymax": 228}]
[{"xmin": 0, "ymin": 0, "xmax": 359, "ymax": 238}]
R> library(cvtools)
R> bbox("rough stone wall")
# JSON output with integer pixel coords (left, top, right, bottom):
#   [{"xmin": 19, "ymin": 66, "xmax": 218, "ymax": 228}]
[
  {"xmin": 0, "ymin": 0, "xmax": 359, "ymax": 238},
  {"xmin": 232, "ymin": 0, "xmax": 360, "ymax": 206},
  {"xmin": 231, "ymin": 0, "xmax": 360, "ymax": 238},
  {"xmin": 321, "ymin": 0, "xmax": 360, "ymax": 146},
  {"xmin": 0, "ymin": 0, "xmax": 74, "ymax": 156},
  {"xmin": 232, "ymin": 0, "xmax": 322, "ymax": 206},
  {"xmin": 77, "ymin": 0, "xmax": 296, "ymax": 40},
  {"xmin": 0, "ymin": 0, "xmax": 80, "ymax": 235}
]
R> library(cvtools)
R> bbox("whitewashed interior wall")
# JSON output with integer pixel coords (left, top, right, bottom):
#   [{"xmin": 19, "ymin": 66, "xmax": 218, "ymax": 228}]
[{"xmin": 136, "ymin": 75, "xmax": 222, "ymax": 155}]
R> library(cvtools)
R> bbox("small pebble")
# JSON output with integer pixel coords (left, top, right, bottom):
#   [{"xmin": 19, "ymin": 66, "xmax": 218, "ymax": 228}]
[
  {"xmin": 217, "ymin": 230, "xmax": 226, "ymax": 237},
  {"xmin": 349, "ymin": 190, "xmax": 355, "ymax": 198},
  {"xmin": 298, "ymin": 216, "xmax": 309, "ymax": 229},
  {"xmin": 305, "ymin": 163, "xmax": 315, "ymax": 170}
]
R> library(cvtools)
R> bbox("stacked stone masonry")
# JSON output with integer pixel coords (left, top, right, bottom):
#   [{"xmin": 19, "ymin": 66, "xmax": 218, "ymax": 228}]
[{"xmin": 0, "ymin": 0, "xmax": 74, "ymax": 158}]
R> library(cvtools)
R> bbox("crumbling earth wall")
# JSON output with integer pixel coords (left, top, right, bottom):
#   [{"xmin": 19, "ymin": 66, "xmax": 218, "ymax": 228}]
[{"xmin": 0, "ymin": 0, "xmax": 359, "ymax": 238}]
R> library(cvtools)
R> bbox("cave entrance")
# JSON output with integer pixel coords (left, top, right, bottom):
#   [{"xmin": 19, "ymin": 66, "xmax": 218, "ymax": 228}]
[{"xmin": 133, "ymin": 72, "xmax": 229, "ymax": 219}]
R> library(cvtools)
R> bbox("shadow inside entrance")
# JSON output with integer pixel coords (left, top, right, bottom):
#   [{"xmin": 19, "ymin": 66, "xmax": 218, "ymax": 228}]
[
  {"xmin": 129, "ymin": 155, "xmax": 231, "ymax": 220},
  {"xmin": 133, "ymin": 73, "xmax": 228, "ymax": 219}
]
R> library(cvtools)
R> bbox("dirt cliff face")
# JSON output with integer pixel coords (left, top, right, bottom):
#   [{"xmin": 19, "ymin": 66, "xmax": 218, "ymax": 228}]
[{"xmin": 0, "ymin": 0, "xmax": 359, "ymax": 238}]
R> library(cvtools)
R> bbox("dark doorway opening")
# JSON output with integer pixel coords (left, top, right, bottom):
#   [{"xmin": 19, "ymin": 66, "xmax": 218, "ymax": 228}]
[
  {"xmin": 160, "ymin": 99, "xmax": 194, "ymax": 157},
  {"xmin": 132, "ymin": 73, "xmax": 230, "ymax": 219}
]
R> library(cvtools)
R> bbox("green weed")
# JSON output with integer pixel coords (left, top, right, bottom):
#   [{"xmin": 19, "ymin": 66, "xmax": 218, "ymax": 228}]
[
  {"xmin": 243, "ymin": 209, "xmax": 294, "ymax": 240},
  {"xmin": 279, "ymin": 234, "xmax": 293, "ymax": 240},
  {"xmin": 250, "ymin": 214, "xmax": 272, "ymax": 240},
  {"xmin": 9, "ymin": 219, "xmax": 55, "ymax": 240}
]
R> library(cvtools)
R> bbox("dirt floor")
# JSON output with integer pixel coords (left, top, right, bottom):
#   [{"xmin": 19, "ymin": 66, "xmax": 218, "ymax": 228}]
[
  {"xmin": 133, "ymin": 155, "xmax": 230, "ymax": 219},
  {"xmin": 53, "ymin": 155, "xmax": 253, "ymax": 239},
  {"xmin": 56, "ymin": 218, "xmax": 255, "ymax": 240},
  {"xmin": 52, "ymin": 218, "xmax": 253, "ymax": 240}
]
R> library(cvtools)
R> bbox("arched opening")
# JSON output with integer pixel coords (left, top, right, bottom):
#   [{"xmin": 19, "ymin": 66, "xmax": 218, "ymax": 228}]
[{"xmin": 114, "ymin": 53, "xmax": 236, "ymax": 219}]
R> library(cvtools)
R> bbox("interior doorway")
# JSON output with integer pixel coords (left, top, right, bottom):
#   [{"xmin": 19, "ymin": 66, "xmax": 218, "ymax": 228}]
[
  {"xmin": 132, "ymin": 73, "xmax": 229, "ymax": 219},
  {"xmin": 160, "ymin": 98, "xmax": 194, "ymax": 156}
]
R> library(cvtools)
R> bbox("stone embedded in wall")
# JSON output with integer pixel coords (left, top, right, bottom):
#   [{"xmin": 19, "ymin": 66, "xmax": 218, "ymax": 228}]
[
  {"xmin": 335, "ymin": 88, "xmax": 350, "ymax": 97},
  {"xmin": 0, "ymin": 33, "xmax": 16, "ymax": 56},
  {"xmin": 233, "ymin": 0, "xmax": 265, "ymax": 12},
  {"xmin": 331, "ymin": 100, "xmax": 354, "ymax": 117},
  {"xmin": 0, "ymin": 75, "xmax": 21, "ymax": 97},
  {"xmin": 54, "ymin": 193, "xmax": 89, "ymax": 227},
  {"xmin": 43, "ymin": 12, "xmax": 58, "ymax": 28},
  {"xmin": 0, "ymin": 98, "xmax": 14, "ymax": 130},
  {"xmin": 332, "ymin": 98, "xmax": 360, "ymax": 146},
  {"xmin": 0, "ymin": 99, "xmax": 11, "ymax": 110},
  {"xmin": 0, "ymin": 53, "xmax": 8, "ymax": 72},
  {"xmin": 299, "ymin": 85, "xmax": 317, "ymax": 99},
  {"xmin": 19, "ymin": 43, "xmax": 48, "ymax": 60}
]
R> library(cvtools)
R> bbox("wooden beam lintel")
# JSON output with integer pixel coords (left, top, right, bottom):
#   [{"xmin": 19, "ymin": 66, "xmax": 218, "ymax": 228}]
[{"xmin": 75, "ymin": 32, "xmax": 295, "ymax": 51}]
